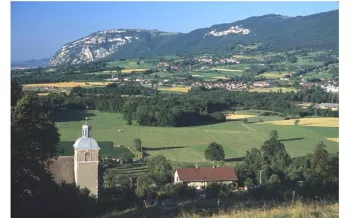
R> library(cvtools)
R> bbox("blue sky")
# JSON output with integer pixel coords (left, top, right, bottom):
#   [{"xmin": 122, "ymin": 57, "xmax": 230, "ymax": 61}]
[{"xmin": 11, "ymin": 1, "xmax": 338, "ymax": 61}]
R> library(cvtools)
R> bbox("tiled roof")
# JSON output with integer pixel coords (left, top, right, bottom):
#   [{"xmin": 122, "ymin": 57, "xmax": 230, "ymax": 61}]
[
  {"xmin": 49, "ymin": 156, "xmax": 75, "ymax": 184},
  {"xmin": 176, "ymin": 167, "xmax": 237, "ymax": 182}
]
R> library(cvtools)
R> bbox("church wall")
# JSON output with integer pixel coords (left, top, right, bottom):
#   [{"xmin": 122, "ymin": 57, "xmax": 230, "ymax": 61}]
[
  {"xmin": 76, "ymin": 162, "xmax": 99, "ymax": 197},
  {"xmin": 76, "ymin": 150, "xmax": 99, "ymax": 161}
]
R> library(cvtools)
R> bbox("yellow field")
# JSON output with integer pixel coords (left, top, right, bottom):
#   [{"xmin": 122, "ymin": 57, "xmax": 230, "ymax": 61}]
[
  {"xmin": 121, "ymin": 68, "xmax": 148, "ymax": 73},
  {"xmin": 23, "ymin": 82, "xmax": 112, "ymax": 88},
  {"xmin": 213, "ymin": 76, "xmax": 229, "ymax": 80},
  {"xmin": 262, "ymin": 118, "xmax": 339, "ymax": 128},
  {"xmin": 37, "ymin": 93, "xmax": 50, "ymax": 96},
  {"xmin": 232, "ymin": 55, "xmax": 259, "ymax": 59},
  {"xmin": 157, "ymin": 87, "xmax": 189, "ymax": 93},
  {"xmin": 225, "ymin": 114, "xmax": 257, "ymax": 120},
  {"xmin": 192, "ymin": 74, "xmax": 204, "ymax": 77},
  {"xmin": 213, "ymin": 68, "xmax": 243, "ymax": 72},
  {"xmin": 262, "ymin": 72, "xmax": 290, "ymax": 79},
  {"xmin": 249, "ymin": 87, "xmax": 296, "ymax": 93},
  {"xmin": 326, "ymin": 138, "xmax": 339, "ymax": 142}
]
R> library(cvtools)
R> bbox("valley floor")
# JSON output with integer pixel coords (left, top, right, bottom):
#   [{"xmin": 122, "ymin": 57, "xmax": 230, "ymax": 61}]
[{"xmin": 56, "ymin": 110, "xmax": 339, "ymax": 165}]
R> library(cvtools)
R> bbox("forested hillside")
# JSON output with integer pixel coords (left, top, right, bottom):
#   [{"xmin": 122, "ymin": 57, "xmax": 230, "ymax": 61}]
[{"xmin": 49, "ymin": 10, "xmax": 338, "ymax": 65}]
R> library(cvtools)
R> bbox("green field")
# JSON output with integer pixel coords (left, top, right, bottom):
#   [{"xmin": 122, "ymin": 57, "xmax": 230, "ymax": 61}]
[
  {"xmin": 190, "ymin": 69, "xmax": 243, "ymax": 80},
  {"xmin": 56, "ymin": 110, "xmax": 338, "ymax": 164},
  {"xmin": 107, "ymin": 60, "xmax": 154, "ymax": 69}
]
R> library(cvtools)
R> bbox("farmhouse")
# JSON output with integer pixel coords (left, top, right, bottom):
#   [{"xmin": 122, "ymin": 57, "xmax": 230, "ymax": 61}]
[
  {"xmin": 253, "ymin": 81, "xmax": 270, "ymax": 87},
  {"xmin": 315, "ymin": 103, "xmax": 339, "ymax": 111},
  {"xmin": 49, "ymin": 119, "xmax": 100, "ymax": 198},
  {"xmin": 174, "ymin": 166, "xmax": 238, "ymax": 190}
]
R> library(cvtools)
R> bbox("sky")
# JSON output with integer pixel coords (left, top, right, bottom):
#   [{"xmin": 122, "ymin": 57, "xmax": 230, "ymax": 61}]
[{"xmin": 11, "ymin": 1, "xmax": 339, "ymax": 61}]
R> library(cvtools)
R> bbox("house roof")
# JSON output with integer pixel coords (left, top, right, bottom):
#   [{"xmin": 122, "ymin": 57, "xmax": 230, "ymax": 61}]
[
  {"xmin": 49, "ymin": 156, "xmax": 75, "ymax": 184},
  {"xmin": 176, "ymin": 167, "xmax": 237, "ymax": 182}
]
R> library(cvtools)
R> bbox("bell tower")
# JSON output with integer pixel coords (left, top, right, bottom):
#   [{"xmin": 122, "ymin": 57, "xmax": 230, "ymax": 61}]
[{"xmin": 73, "ymin": 118, "xmax": 100, "ymax": 198}]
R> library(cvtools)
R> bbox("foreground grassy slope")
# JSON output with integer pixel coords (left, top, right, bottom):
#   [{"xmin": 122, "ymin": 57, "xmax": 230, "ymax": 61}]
[
  {"xmin": 101, "ymin": 201, "xmax": 338, "ymax": 218},
  {"xmin": 179, "ymin": 202, "xmax": 338, "ymax": 218},
  {"xmin": 56, "ymin": 110, "xmax": 338, "ymax": 162}
]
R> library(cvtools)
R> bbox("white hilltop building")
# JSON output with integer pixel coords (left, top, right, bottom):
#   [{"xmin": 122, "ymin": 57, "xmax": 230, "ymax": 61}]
[{"xmin": 49, "ymin": 118, "xmax": 101, "ymax": 198}]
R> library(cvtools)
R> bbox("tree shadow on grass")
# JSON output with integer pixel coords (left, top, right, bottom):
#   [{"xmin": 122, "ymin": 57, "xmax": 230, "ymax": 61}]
[
  {"xmin": 141, "ymin": 147, "xmax": 185, "ymax": 159},
  {"xmin": 54, "ymin": 110, "xmax": 96, "ymax": 122},
  {"xmin": 142, "ymin": 146, "xmax": 185, "ymax": 151},
  {"xmin": 279, "ymin": 137, "xmax": 305, "ymax": 142},
  {"xmin": 224, "ymin": 156, "xmax": 245, "ymax": 162}
]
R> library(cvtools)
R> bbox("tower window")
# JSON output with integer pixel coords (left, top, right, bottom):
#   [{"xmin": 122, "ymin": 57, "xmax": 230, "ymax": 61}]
[{"xmin": 85, "ymin": 152, "xmax": 91, "ymax": 161}]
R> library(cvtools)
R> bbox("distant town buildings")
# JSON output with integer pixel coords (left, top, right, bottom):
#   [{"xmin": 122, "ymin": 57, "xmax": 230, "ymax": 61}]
[{"xmin": 315, "ymin": 103, "xmax": 339, "ymax": 111}]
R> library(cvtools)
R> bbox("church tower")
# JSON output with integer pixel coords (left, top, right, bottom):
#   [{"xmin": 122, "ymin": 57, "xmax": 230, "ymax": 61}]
[{"xmin": 73, "ymin": 118, "xmax": 100, "ymax": 198}]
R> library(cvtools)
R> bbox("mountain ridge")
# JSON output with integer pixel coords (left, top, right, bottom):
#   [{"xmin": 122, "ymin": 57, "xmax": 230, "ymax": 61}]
[{"xmin": 49, "ymin": 9, "xmax": 338, "ymax": 66}]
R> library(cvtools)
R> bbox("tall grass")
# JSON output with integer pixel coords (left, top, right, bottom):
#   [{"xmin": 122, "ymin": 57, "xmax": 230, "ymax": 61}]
[
  {"xmin": 100, "ymin": 200, "xmax": 338, "ymax": 218},
  {"xmin": 179, "ymin": 201, "xmax": 338, "ymax": 218}
]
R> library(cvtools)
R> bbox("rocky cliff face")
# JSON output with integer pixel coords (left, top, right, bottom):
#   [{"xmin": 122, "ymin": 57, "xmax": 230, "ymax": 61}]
[{"xmin": 49, "ymin": 29, "xmax": 180, "ymax": 66}]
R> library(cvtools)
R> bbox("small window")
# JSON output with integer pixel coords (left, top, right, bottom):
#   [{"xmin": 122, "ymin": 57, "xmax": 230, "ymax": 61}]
[{"xmin": 85, "ymin": 152, "xmax": 91, "ymax": 161}]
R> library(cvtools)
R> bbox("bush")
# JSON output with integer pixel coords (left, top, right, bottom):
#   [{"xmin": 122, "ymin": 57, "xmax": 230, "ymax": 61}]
[
  {"xmin": 120, "ymin": 152, "xmax": 133, "ymax": 163},
  {"xmin": 294, "ymin": 119, "xmax": 300, "ymax": 125}
]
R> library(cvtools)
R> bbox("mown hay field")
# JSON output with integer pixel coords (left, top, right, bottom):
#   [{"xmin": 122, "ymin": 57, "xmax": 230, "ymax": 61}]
[
  {"xmin": 37, "ymin": 93, "xmax": 50, "ymax": 96},
  {"xmin": 213, "ymin": 68, "xmax": 243, "ymax": 72},
  {"xmin": 326, "ymin": 138, "xmax": 339, "ymax": 142},
  {"xmin": 213, "ymin": 76, "xmax": 230, "ymax": 80},
  {"xmin": 225, "ymin": 114, "xmax": 256, "ymax": 120},
  {"xmin": 262, "ymin": 117, "xmax": 339, "ymax": 128},
  {"xmin": 56, "ymin": 110, "xmax": 338, "ymax": 164},
  {"xmin": 157, "ymin": 87, "xmax": 189, "ymax": 93},
  {"xmin": 262, "ymin": 71, "xmax": 290, "ymax": 79},
  {"xmin": 121, "ymin": 68, "xmax": 148, "ymax": 73},
  {"xmin": 23, "ymin": 81, "xmax": 112, "ymax": 88}
]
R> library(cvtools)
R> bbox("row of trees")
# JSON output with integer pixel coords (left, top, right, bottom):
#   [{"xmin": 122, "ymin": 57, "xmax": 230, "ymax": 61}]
[
  {"xmin": 70, "ymin": 82, "xmax": 157, "ymax": 96},
  {"xmin": 236, "ymin": 130, "xmax": 338, "ymax": 198},
  {"xmin": 33, "ymin": 84, "xmax": 338, "ymax": 127}
]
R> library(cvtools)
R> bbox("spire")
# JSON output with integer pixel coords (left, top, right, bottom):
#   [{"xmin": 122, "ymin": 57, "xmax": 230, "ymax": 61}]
[{"xmin": 82, "ymin": 118, "xmax": 92, "ymax": 138}]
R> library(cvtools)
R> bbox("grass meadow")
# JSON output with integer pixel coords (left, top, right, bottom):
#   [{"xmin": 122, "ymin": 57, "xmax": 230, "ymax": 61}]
[
  {"xmin": 56, "ymin": 110, "xmax": 338, "ymax": 165},
  {"xmin": 102, "ymin": 200, "xmax": 338, "ymax": 218}
]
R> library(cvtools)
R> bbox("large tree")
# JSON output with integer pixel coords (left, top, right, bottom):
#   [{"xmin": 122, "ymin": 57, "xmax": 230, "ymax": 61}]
[
  {"xmin": 204, "ymin": 142, "xmax": 225, "ymax": 161},
  {"xmin": 12, "ymin": 87, "xmax": 60, "ymax": 204},
  {"xmin": 311, "ymin": 141, "xmax": 330, "ymax": 174},
  {"xmin": 147, "ymin": 155, "xmax": 173, "ymax": 185},
  {"xmin": 135, "ymin": 175, "xmax": 155, "ymax": 199},
  {"xmin": 133, "ymin": 138, "xmax": 142, "ymax": 152},
  {"xmin": 11, "ymin": 80, "xmax": 99, "ymax": 218}
]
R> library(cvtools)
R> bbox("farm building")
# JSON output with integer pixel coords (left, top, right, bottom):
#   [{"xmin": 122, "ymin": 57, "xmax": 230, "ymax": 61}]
[
  {"xmin": 49, "ymin": 119, "xmax": 101, "ymax": 198},
  {"xmin": 315, "ymin": 103, "xmax": 339, "ymax": 111},
  {"xmin": 252, "ymin": 81, "xmax": 270, "ymax": 87},
  {"xmin": 174, "ymin": 166, "xmax": 238, "ymax": 190}
]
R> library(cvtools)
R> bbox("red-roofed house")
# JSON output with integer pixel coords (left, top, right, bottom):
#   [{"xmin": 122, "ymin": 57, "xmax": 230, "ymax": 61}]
[{"xmin": 174, "ymin": 166, "xmax": 238, "ymax": 190}]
